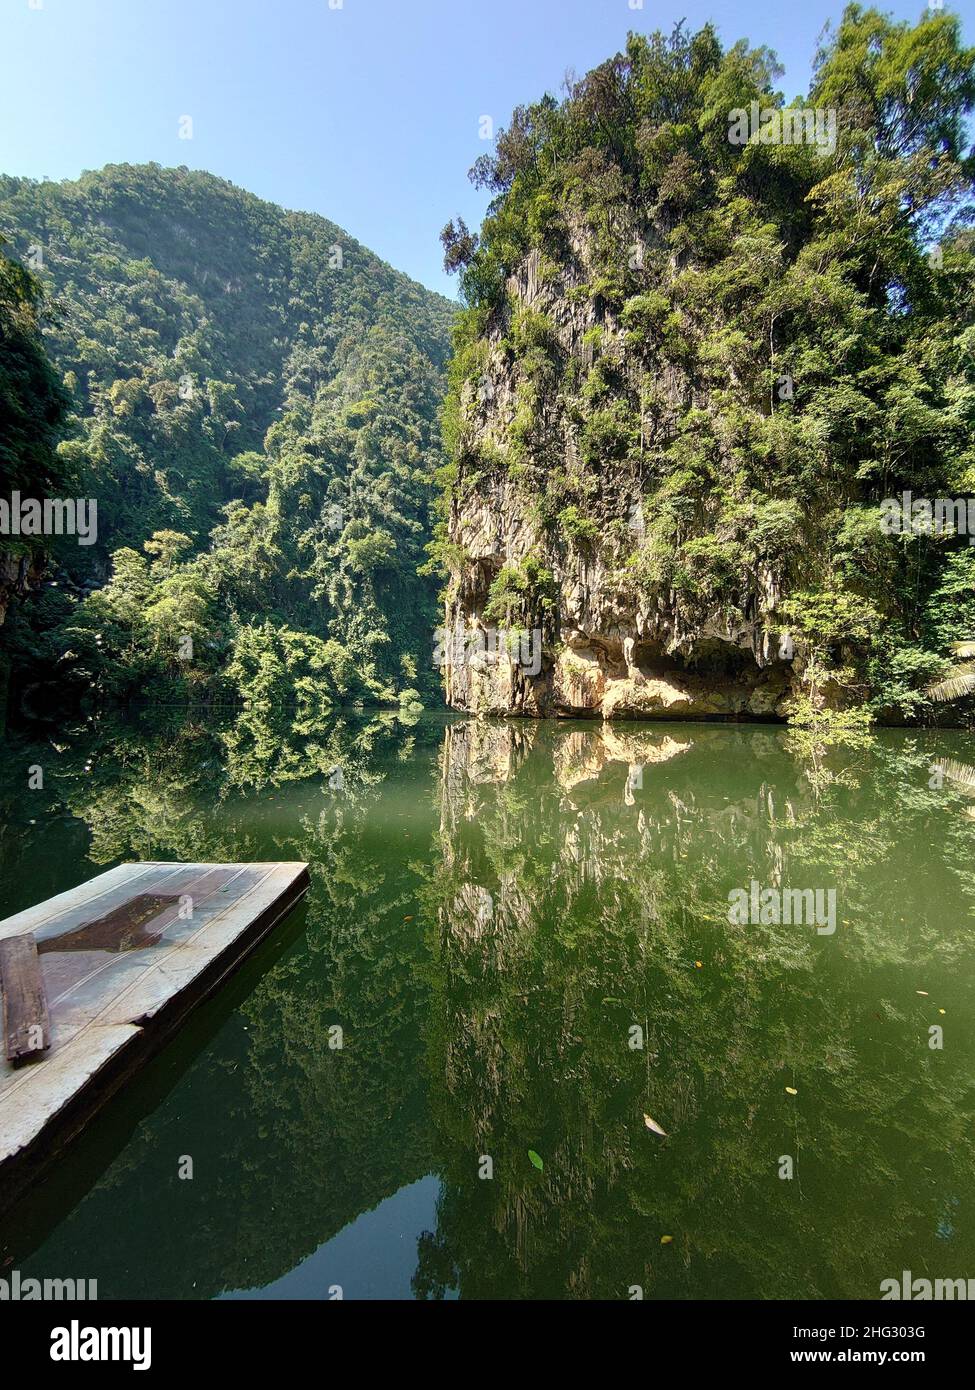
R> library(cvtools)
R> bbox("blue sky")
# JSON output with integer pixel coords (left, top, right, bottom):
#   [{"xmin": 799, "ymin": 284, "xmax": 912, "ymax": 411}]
[{"xmin": 0, "ymin": 0, "xmax": 962, "ymax": 298}]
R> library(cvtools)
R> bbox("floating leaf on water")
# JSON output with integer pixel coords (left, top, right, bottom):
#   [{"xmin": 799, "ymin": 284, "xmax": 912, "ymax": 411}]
[
  {"xmin": 785, "ymin": 1086, "xmax": 798, "ymax": 1095},
  {"xmin": 643, "ymin": 1114, "xmax": 667, "ymax": 1136},
  {"xmin": 528, "ymin": 1149, "xmax": 544, "ymax": 1171}
]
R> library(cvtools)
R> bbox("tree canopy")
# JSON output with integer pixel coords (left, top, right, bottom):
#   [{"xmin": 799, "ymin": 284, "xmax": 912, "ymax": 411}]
[{"xmin": 0, "ymin": 162, "xmax": 455, "ymax": 712}]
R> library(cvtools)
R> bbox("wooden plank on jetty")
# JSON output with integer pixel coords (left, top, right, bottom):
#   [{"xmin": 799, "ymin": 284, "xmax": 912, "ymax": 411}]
[
  {"xmin": 0, "ymin": 860, "xmax": 309, "ymax": 1212},
  {"xmin": 0, "ymin": 933, "xmax": 51, "ymax": 1062}
]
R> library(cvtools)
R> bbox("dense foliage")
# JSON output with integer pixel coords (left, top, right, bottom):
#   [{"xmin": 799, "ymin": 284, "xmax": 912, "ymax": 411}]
[
  {"xmin": 0, "ymin": 239, "xmax": 71, "ymax": 722},
  {"xmin": 0, "ymin": 237, "xmax": 70, "ymax": 499},
  {"xmin": 0, "ymin": 163, "xmax": 455, "ymax": 714},
  {"xmin": 438, "ymin": 8, "xmax": 975, "ymax": 721}
]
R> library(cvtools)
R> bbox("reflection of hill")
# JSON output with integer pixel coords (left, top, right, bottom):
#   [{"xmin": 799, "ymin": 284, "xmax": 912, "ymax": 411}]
[
  {"xmin": 5, "ymin": 713, "xmax": 445, "ymax": 1298},
  {"xmin": 4, "ymin": 715, "xmax": 975, "ymax": 1299},
  {"xmin": 15, "ymin": 950, "xmax": 435, "ymax": 1297}
]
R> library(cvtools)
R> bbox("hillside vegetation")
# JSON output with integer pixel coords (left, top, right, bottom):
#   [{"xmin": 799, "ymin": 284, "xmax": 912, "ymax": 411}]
[{"xmin": 0, "ymin": 163, "xmax": 455, "ymax": 718}]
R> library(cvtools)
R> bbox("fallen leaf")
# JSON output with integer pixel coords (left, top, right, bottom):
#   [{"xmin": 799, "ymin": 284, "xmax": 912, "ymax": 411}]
[
  {"xmin": 660, "ymin": 1235, "xmax": 673, "ymax": 1245},
  {"xmin": 785, "ymin": 1086, "xmax": 798, "ymax": 1095},
  {"xmin": 644, "ymin": 1114, "xmax": 667, "ymax": 1136},
  {"xmin": 528, "ymin": 1149, "xmax": 544, "ymax": 1171}
]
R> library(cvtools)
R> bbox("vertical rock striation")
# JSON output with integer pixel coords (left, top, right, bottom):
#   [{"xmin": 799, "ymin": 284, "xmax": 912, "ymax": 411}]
[{"xmin": 443, "ymin": 240, "xmax": 795, "ymax": 719}]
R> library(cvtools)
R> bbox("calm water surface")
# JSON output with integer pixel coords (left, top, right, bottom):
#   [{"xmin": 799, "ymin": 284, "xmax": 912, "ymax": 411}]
[{"xmin": 1, "ymin": 711, "xmax": 973, "ymax": 1299}]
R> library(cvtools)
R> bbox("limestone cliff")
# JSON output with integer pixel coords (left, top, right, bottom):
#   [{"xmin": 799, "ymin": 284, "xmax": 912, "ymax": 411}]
[
  {"xmin": 442, "ymin": 240, "xmax": 797, "ymax": 721},
  {"xmin": 436, "ymin": 23, "xmax": 974, "ymax": 725}
]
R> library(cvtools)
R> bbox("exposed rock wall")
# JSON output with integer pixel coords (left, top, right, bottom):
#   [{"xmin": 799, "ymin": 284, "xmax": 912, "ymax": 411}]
[
  {"xmin": 0, "ymin": 551, "xmax": 43, "ymax": 629},
  {"xmin": 443, "ymin": 243, "xmax": 797, "ymax": 720}
]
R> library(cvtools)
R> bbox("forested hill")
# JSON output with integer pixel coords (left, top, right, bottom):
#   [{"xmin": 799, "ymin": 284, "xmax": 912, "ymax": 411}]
[{"xmin": 0, "ymin": 163, "xmax": 456, "ymax": 715}]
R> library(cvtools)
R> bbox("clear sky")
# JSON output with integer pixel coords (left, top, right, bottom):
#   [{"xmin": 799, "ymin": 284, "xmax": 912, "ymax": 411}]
[{"xmin": 0, "ymin": 0, "xmax": 963, "ymax": 298}]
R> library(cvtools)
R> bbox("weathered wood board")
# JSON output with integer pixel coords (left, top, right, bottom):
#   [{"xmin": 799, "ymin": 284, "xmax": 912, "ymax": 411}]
[
  {"xmin": 0, "ymin": 933, "xmax": 51, "ymax": 1062},
  {"xmin": 0, "ymin": 861, "xmax": 309, "ymax": 1212}
]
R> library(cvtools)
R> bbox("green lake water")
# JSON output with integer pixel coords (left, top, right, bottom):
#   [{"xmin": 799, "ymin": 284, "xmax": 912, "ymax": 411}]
[{"xmin": 0, "ymin": 710, "xmax": 973, "ymax": 1300}]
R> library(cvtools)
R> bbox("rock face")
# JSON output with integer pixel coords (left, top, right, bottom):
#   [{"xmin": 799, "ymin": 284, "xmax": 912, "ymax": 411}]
[
  {"xmin": 0, "ymin": 552, "xmax": 43, "ymax": 629},
  {"xmin": 442, "ymin": 241, "xmax": 798, "ymax": 721}
]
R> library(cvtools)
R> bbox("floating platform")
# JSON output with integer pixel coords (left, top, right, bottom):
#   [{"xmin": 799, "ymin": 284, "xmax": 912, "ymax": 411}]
[{"xmin": 0, "ymin": 860, "xmax": 309, "ymax": 1212}]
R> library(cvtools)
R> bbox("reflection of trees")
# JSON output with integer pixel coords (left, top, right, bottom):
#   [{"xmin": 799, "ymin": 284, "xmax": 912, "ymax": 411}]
[
  {"xmin": 4, "ymin": 709, "xmax": 445, "ymax": 1297},
  {"xmin": 418, "ymin": 721, "xmax": 975, "ymax": 1299},
  {"xmin": 4, "ymin": 714, "xmax": 975, "ymax": 1299}
]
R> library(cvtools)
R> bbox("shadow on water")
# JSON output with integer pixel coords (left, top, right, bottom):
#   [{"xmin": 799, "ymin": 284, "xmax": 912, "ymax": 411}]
[{"xmin": 0, "ymin": 708, "xmax": 973, "ymax": 1299}]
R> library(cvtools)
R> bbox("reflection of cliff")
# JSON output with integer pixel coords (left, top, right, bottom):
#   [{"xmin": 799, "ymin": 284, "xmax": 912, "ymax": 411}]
[{"xmin": 420, "ymin": 720, "xmax": 975, "ymax": 1299}]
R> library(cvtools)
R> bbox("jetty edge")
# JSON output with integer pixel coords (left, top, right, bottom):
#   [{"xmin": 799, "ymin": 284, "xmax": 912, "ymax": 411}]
[{"xmin": 0, "ymin": 860, "xmax": 310, "ymax": 1214}]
